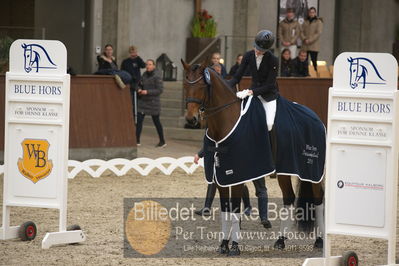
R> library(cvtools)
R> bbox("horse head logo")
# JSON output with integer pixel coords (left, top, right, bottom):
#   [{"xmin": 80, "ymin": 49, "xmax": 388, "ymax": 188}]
[
  {"xmin": 347, "ymin": 56, "xmax": 386, "ymax": 89},
  {"xmin": 21, "ymin": 43, "xmax": 57, "ymax": 73}
]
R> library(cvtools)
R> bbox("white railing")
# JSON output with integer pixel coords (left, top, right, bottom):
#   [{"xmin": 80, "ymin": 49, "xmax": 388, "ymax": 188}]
[{"xmin": 0, "ymin": 157, "xmax": 204, "ymax": 179}]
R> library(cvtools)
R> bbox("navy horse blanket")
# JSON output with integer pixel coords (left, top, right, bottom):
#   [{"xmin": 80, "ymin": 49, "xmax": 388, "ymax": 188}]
[{"xmin": 203, "ymin": 95, "xmax": 325, "ymax": 187}]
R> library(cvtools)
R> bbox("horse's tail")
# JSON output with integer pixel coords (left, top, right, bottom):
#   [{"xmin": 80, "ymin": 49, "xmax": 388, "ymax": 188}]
[{"xmin": 296, "ymin": 180, "xmax": 315, "ymax": 233}]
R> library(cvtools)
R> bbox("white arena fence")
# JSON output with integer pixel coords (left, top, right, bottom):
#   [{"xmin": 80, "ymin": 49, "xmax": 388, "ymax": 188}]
[{"xmin": 0, "ymin": 157, "xmax": 204, "ymax": 179}]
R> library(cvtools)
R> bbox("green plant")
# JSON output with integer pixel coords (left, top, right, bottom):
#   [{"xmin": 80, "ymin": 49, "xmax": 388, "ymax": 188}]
[
  {"xmin": 0, "ymin": 36, "xmax": 13, "ymax": 73},
  {"xmin": 191, "ymin": 9, "xmax": 217, "ymax": 38}
]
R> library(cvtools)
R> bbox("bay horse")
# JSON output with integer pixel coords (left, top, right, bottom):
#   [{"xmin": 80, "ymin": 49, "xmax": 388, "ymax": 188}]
[{"xmin": 182, "ymin": 59, "xmax": 325, "ymax": 253}]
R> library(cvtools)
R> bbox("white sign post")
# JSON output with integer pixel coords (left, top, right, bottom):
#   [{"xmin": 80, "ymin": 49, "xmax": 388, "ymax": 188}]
[
  {"xmin": 304, "ymin": 53, "xmax": 399, "ymax": 265},
  {"xmin": 0, "ymin": 39, "xmax": 86, "ymax": 248}
]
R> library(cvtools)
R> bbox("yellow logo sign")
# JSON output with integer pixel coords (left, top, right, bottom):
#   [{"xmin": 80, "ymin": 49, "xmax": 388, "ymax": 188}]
[{"xmin": 17, "ymin": 139, "xmax": 53, "ymax": 183}]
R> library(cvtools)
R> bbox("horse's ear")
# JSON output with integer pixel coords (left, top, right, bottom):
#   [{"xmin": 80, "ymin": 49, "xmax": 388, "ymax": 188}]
[
  {"xmin": 21, "ymin": 43, "xmax": 26, "ymax": 49},
  {"xmin": 181, "ymin": 59, "xmax": 190, "ymax": 71},
  {"xmin": 347, "ymin": 57, "xmax": 353, "ymax": 63}
]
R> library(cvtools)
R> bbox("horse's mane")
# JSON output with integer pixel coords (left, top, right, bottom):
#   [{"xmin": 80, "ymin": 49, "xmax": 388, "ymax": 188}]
[{"xmin": 207, "ymin": 67, "xmax": 238, "ymax": 96}]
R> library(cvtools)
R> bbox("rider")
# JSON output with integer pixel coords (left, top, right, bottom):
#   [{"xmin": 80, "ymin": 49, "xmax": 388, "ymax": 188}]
[{"xmin": 226, "ymin": 30, "xmax": 279, "ymax": 229}]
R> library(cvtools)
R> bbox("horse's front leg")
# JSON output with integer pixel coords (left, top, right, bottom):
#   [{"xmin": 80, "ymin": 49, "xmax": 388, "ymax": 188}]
[
  {"xmin": 274, "ymin": 175, "xmax": 296, "ymax": 250},
  {"xmin": 312, "ymin": 183, "xmax": 324, "ymax": 248}
]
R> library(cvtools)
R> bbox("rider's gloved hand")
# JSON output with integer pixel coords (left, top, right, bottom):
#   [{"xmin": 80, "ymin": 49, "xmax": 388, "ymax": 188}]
[{"xmin": 236, "ymin": 89, "xmax": 252, "ymax": 99}]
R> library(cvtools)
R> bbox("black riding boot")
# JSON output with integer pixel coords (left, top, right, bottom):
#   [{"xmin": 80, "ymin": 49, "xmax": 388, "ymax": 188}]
[
  {"xmin": 242, "ymin": 184, "xmax": 252, "ymax": 216},
  {"xmin": 195, "ymin": 183, "xmax": 217, "ymax": 216},
  {"xmin": 253, "ymin": 178, "xmax": 271, "ymax": 228}
]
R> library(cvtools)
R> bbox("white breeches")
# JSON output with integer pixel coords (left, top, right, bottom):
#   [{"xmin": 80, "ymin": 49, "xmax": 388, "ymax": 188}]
[{"xmin": 258, "ymin": 96, "xmax": 276, "ymax": 131}]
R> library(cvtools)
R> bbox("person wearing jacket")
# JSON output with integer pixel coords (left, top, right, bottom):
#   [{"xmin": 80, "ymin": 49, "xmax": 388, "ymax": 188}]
[
  {"xmin": 301, "ymin": 7, "xmax": 323, "ymax": 71},
  {"xmin": 121, "ymin": 46, "xmax": 146, "ymax": 90},
  {"xmin": 226, "ymin": 30, "xmax": 279, "ymax": 229},
  {"xmin": 280, "ymin": 48, "xmax": 294, "ymax": 77},
  {"xmin": 121, "ymin": 46, "xmax": 146, "ymax": 122},
  {"xmin": 95, "ymin": 44, "xmax": 132, "ymax": 89},
  {"xmin": 291, "ymin": 49, "xmax": 310, "ymax": 77},
  {"xmin": 278, "ymin": 8, "xmax": 300, "ymax": 59},
  {"xmin": 229, "ymin": 54, "xmax": 251, "ymax": 77},
  {"xmin": 210, "ymin": 52, "xmax": 228, "ymax": 78},
  {"xmin": 136, "ymin": 59, "xmax": 166, "ymax": 148}
]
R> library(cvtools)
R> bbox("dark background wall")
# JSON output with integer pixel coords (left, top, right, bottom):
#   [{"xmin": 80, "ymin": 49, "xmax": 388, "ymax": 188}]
[
  {"xmin": 334, "ymin": 0, "xmax": 399, "ymax": 59},
  {"xmin": 34, "ymin": 0, "xmax": 87, "ymax": 74}
]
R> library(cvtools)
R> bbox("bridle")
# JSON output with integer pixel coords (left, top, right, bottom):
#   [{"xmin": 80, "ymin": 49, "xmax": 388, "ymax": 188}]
[{"xmin": 184, "ymin": 67, "xmax": 240, "ymax": 120}]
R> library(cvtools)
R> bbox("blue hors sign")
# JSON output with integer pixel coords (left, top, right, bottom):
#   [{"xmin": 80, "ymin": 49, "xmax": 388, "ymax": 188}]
[
  {"xmin": 326, "ymin": 52, "xmax": 398, "ymax": 243},
  {"xmin": 9, "ymin": 39, "xmax": 66, "ymax": 75},
  {"xmin": 21, "ymin": 43, "xmax": 57, "ymax": 73},
  {"xmin": 333, "ymin": 52, "xmax": 397, "ymax": 92},
  {"xmin": 347, "ymin": 56, "xmax": 386, "ymax": 89}
]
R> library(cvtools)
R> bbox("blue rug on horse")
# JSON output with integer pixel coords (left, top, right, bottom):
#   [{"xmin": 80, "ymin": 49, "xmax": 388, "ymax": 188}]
[
  {"xmin": 274, "ymin": 96, "xmax": 326, "ymax": 183},
  {"xmin": 203, "ymin": 95, "xmax": 326, "ymax": 186},
  {"xmin": 203, "ymin": 96, "xmax": 275, "ymax": 187}
]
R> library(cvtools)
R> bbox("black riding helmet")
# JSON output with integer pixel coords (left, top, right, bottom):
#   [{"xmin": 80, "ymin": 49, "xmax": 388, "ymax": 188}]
[{"xmin": 254, "ymin": 30, "xmax": 274, "ymax": 52}]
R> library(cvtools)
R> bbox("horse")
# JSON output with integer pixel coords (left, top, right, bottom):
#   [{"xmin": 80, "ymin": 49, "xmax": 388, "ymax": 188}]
[
  {"xmin": 182, "ymin": 59, "xmax": 326, "ymax": 252},
  {"xmin": 347, "ymin": 57, "xmax": 386, "ymax": 89},
  {"xmin": 21, "ymin": 43, "xmax": 57, "ymax": 73}
]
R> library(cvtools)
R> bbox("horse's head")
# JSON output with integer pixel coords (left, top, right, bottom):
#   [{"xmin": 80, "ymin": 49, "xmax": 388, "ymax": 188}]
[
  {"xmin": 181, "ymin": 59, "xmax": 209, "ymax": 126},
  {"xmin": 22, "ymin": 43, "xmax": 33, "ymax": 73},
  {"xmin": 347, "ymin": 57, "xmax": 359, "ymax": 89}
]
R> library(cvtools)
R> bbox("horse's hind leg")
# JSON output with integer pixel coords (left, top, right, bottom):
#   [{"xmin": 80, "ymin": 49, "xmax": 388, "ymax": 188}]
[
  {"xmin": 277, "ymin": 175, "xmax": 295, "ymax": 205},
  {"xmin": 312, "ymin": 182, "xmax": 325, "ymax": 248},
  {"xmin": 274, "ymin": 175, "xmax": 296, "ymax": 250}
]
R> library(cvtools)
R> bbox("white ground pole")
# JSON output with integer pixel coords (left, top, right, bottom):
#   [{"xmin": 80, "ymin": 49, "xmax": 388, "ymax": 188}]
[
  {"xmin": 0, "ymin": 39, "xmax": 85, "ymax": 248},
  {"xmin": 303, "ymin": 52, "xmax": 399, "ymax": 266}
]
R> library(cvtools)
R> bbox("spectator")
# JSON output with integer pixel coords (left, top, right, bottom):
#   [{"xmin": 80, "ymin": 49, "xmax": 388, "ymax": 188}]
[
  {"xmin": 229, "ymin": 54, "xmax": 251, "ymax": 76},
  {"xmin": 210, "ymin": 52, "xmax": 227, "ymax": 78},
  {"xmin": 121, "ymin": 45, "xmax": 146, "ymax": 91},
  {"xmin": 280, "ymin": 48, "xmax": 294, "ymax": 77},
  {"xmin": 278, "ymin": 8, "xmax": 300, "ymax": 59},
  {"xmin": 291, "ymin": 49, "xmax": 309, "ymax": 77},
  {"xmin": 211, "ymin": 63, "xmax": 222, "ymax": 76},
  {"xmin": 136, "ymin": 59, "xmax": 166, "ymax": 148},
  {"xmin": 121, "ymin": 46, "xmax": 146, "ymax": 121},
  {"xmin": 95, "ymin": 44, "xmax": 132, "ymax": 89},
  {"xmin": 301, "ymin": 7, "xmax": 323, "ymax": 71}
]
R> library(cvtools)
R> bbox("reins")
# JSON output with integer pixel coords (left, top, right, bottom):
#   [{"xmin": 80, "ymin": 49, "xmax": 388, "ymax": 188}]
[{"xmin": 184, "ymin": 68, "xmax": 240, "ymax": 120}]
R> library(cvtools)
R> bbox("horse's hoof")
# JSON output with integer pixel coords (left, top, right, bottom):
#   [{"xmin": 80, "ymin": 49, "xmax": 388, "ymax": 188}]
[
  {"xmin": 218, "ymin": 239, "xmax": 229, "ymax": 254},
  {"xmin": 227, "ymin": 241, "xmax": 240, "ymax": 256},
  {"xmin": 314, "ymin": 237, "xmax": 323, "ymax": 248},
  {"xmin": 274, "ymin": 237, "xmax": 286, "ymax": 250},
  {"xmin": 261, "ymin": 219, "xmax": 272, "ymax": 229}
]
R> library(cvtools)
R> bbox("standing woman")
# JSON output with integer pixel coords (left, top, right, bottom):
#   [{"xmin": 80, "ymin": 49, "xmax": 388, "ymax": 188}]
[
  {"xmin": 136, "ymin": 59, "xmax": 167, "ymax": 147},
  {"xmin": 300, "ymin": 7, "xmax": 323, "ymax": 72}
]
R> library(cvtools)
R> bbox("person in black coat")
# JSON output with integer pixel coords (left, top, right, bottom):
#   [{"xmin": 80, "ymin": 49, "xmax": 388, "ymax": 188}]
[
  {"xmin": 210, "ymin": 52, "xmax": 228, "ymax": 78},
  {"xmin": 95, "ymin": 44, "xmax": 132, "ymax": 89},
  {"xmin": 136, "ymin": 59, "xmax": 166, "ymax": 148},
  {"xmin": 291, "ymin": 49, "xmax": 310, "ymax": 77},
  {"xmin": 227, "ymin": 30, "xmax": 278, "ymax": 230},
  {"xmin": 280, "ymin": 48, "xmax": 294, "ymax": 77},
  {"xmin": 121, "ymin": 46, "xmax": 146, "ymax": 122},
  {"xmin": 121, "ymin": 46, "xmax": 146, "ymax": 90}
]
